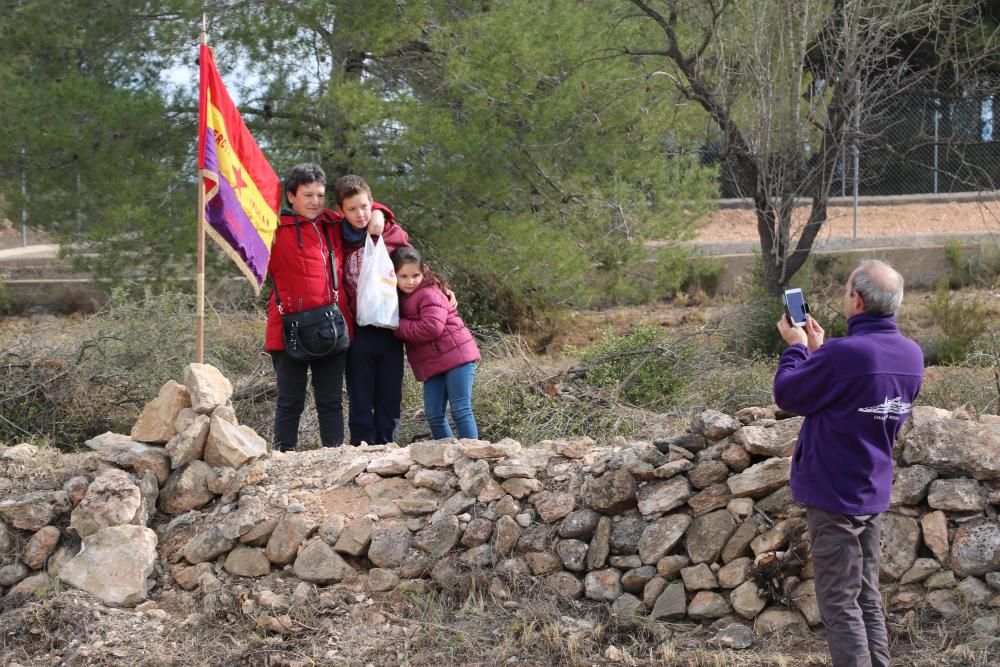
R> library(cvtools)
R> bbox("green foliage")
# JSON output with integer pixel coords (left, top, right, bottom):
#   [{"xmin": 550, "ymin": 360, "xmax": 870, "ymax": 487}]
[
  {"xmin": 578, "ymin": 326, "xmax": 687, "ymax": 408},
  {"xmin": 921, "ymin": 281, "xmax": 988, "ymax": 364},
  {"xmin": 943, "ymin": 239, "xmax": 1000, "ymax": 289}
]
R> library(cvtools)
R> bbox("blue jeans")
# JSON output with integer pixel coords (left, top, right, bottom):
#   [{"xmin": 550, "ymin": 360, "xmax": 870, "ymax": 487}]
[{"xmin": 423, "ymin": 362, "xmax": 478, "ymax": 439}]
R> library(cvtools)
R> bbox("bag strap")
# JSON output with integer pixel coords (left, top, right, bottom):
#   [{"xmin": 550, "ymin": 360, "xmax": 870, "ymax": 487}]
[{"xmin": 272, "ymin": 218, "xmax": 340, "ymax": 315}]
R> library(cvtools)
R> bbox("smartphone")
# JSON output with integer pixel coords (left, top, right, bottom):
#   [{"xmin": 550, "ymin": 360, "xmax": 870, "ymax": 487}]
[{"xmin": 783, "ymin": 288, "xmax": 809, "ymax": 327}]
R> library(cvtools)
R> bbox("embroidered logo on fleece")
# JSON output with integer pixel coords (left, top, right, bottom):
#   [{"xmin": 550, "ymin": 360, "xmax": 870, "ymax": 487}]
[{"xmin": 858, "ymin": 396, "xmax": 912, "ymax": 421}]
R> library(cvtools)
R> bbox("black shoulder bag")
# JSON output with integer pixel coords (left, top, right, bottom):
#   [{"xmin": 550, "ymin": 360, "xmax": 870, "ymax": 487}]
[{"xmin": 273, "ymin": 223, "xmax": 350, "ymax": 361}]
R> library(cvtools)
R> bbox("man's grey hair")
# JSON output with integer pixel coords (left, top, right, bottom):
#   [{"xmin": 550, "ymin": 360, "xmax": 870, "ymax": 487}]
[{"xmin": 851, "ymin": 260, "xmax": 904, "ymax": 316}]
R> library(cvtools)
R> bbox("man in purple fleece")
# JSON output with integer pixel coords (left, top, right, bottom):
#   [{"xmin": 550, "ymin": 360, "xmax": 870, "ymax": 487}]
[{"xmin": 774, "ymin": 260, "xmax": 923, "ymax": 667}]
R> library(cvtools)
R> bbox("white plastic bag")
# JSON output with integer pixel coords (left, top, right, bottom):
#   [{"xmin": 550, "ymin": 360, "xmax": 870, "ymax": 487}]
[{"xmin": 355, "ymin": 235, "xmax": 400, "ymax": 328}]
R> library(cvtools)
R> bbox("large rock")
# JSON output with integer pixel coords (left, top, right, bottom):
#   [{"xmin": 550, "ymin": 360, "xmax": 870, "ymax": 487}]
[
  {"xmin": 558, "ymin": 509, "xmax": 601, "ymax": 539},
  {"xmin": 722, "ymin": 518, "xmax": 759, "ymax": 563},
  {"xmin": 584, "ymin": 568, "xmax": 622, "ymax": 601},
  {"xmin": 651, "ymin": 582, "xmax": 687, "ymax": 620},
  {"xmin": 921, "ymin": 511, "xmax": 950, "ymax": 563},
  {"xmin": 581, "ymin": 470, "xmax": 637, "ymax": 514},
  {"xmin": 293, "ymin": 538, "xmax": 356, "ymax": 583},
  {"xmin": 686, "ymin": 510, "xmax": 737, "ymax": 564},
  {"xmin": 691, "ymin": 410, "xmax": 743, "ymax": 440},
  {"xmin": 637, "ymin": 477, "xmax": 691, "ymax": 516},
  {"xmin": 224, "ymin": 547, "xmax": 271, "ymax": 577},
  {"xmin": 368, "ymin": 520, "xmax": 412, "ymax": 568},
  {"xmin": 70, "ymin": 469, "xmax": 142, "ymax": 538},
  {"xmin": 183, "ymin": 526, "xmax": 235, "ymax": 564},
  {"xmin": 754, "ymin": 607, "xmax": 807, "ymax": 634},
  {"xmin": 687, "ymin": 483, "xmax": 732, "ymax": 517},
  {"xmin": 463, "ymin": 439, "xmax": 521, "ymax": 459},
  {"xmin": 880, "ymin": 513, "xmax": 921, "ymax": 580},
  {"xmin": 890, "ymin": 465, "xmax": 939, "ymax": 506},
  {"xmin": 687, "ymin": 591, "xmax": 732, "ymax": 620},
  {"xmin": 409, "ymin": 441, "xmax": 464, "ymax": 467},
  {"xmin": 204, "ymin": 414, "xmax": 267, "ymax": 469},
  {"xmin": 266, "ymin": 514, "xmax": 317, "ymax": 565},
  {"xmin": 790, "ymin": 579, "xmax": 821, "ymax": 626},
  {"xmin": 21, "ymin": 526, "xmax": 60, "ymax": 570},
  {"xmin": 750, "ymin": 517, "xmax": 805, "ymax": 555},
  {"xmin": 368, "ymin": 450, "xmax": 415, "ymax": 476},
  {"xmin": 58, "ymin": 525, "xmax": 157, "ymax": 606},
  {"xmin": 183, "ymin": 363, "xmax": 233, "ymax": 414},
  {"xmin": 164, "ymin": 415, "xmax": 211, "ymax": 470},
  {"xmin": 638, "ymin": 515, "xmax": 692, "ymax": 564},
  {"xmin": 0, "ymin": 490, "xmax": 71, "ymax": 532},
  {"xmin": 130, "ymin": 380, "xmax": 190, "ymax": 443},
  {"xmin": 586, "ymin": 516, "xmax": 612, "ymax": 569},
  {"xmin": 415, "ymin": 516, "xmax": 461, "ymax": 558},
  {"xmin": 333, "ymin": 516, "xmax": 375, "ymax": 556},
  {"xmin": 727, "ymin": 457, "xmax": 791, "ymax": 498},
  {"xmin": 84, "ymin": 432, "xmax": 171, "ymax": 484},
  {"xmin": 158, "ymin": 461, "xmax": 215, "ymax": 514},
  {"xmin": 734, "ymin": 417, "xmax": 803, "ymax": 457},
  {"xmin": 728, "ymin": 581, "xmax": 766, "ymax": 620},
  {"xmin": 903, "ymin": 419, "xmax": 1000, "ymax": 480},
  {"xmin": 557, "ymin": 539, "xmax": 589, "ymax": 571},
  {"xmin": 688, "ymin": 460, "xmax": 731, "ymax": 489},
  {"xmin": 532, "ymin": 491, "xmax": 575, "ymax": 523},
  {"xmin": 951, "ymin": 522, "xmax": 1000, "ymax": 576},
  {"xmin": 927, "ymin": 478, "xmax": 985, "ymax": 512},
  {"xmin": 610, "ymin": 514, "xmax": 645, "ymax": 554}
]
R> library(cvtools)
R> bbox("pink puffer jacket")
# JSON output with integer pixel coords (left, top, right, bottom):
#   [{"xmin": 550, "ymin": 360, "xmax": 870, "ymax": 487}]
[{"xmin": 395, "ymin": 282, "xmax": 480, "ymax": 382}]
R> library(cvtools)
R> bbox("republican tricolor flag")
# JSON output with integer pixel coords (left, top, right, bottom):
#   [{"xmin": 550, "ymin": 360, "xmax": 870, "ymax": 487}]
[{"xmin": 197, "ymin": 43, "xmax": 279, "ymax": 292}]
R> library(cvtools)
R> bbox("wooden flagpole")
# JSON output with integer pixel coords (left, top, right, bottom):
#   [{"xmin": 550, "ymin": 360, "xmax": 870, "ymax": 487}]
[{"xmin": 195, "ymin": 16, "xmax": 208, "ymax": 364}]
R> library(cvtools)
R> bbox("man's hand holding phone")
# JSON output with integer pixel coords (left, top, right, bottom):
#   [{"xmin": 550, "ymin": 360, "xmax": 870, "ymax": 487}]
[{"xmin": 803, "ymin": 317, "xmax": 824, "ymax": 352}]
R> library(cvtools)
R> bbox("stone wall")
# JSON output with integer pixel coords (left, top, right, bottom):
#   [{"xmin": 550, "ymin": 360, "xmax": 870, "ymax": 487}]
[{"xmin": 2, "ymin": 365, "xmax": 999, "ymax": 644}]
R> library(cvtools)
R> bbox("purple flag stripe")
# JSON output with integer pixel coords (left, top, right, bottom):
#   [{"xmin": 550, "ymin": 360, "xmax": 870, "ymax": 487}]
[{"xmin": 202, "ymin": 131, "xmax": 271, "ymax": 285}]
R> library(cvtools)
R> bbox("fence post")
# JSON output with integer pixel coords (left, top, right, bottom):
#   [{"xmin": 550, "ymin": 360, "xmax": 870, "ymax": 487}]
[
  {"xmin": 933, "ymin": 99, "xmax": 940, "ymax": 194},
  {"xmin": 853, "ymin": 79, "xmax": 860, "ymax": 241}
]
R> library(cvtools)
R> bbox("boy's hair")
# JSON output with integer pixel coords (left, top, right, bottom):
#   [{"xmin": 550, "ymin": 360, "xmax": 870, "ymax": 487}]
[
  {"xmin": 333, "ymin": 174, "xmax": 372, "ymax": 207},
  {"xmin": 284, "ymin": 163, "xmax": 326, "ymax": 201},
  {"xmin": 390, "ymin": 246, "xmax": 450, "ymax": 293}
]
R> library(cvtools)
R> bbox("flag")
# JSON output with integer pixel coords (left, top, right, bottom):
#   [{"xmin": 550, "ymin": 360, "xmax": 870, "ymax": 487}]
[{"xmin": 197, "ymin": 43, "xmax": 280, "ymax": 292}]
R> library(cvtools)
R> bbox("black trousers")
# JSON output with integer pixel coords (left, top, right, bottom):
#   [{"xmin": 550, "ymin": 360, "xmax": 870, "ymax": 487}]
[
  {"xmin": 345, "ymin": 325, "xmax": 404, "ymax": 445},
  {"xmin": 270, "ymin": 350, "xmax": 346, "ymax": 450}
]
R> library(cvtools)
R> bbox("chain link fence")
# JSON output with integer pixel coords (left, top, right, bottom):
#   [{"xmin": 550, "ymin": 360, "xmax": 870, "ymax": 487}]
[{"xmin": 709, "ymin": 89, "xmax": 1000, "ymax": 199}]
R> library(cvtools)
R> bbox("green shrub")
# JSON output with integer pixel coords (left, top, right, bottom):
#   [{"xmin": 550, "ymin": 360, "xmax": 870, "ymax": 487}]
[{"xmin": 921, "ymin": 282, "xmax": 988, "ymax": 364}]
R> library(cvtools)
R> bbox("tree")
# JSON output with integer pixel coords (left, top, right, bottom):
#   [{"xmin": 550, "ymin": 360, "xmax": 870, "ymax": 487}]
[
  {"xmin": 620, "ymin": 0, "xmax": 1000, "ymax": 294},
  {"xmin": 0, "ymin": 0, "xmax": 195, "ymax": 285}
]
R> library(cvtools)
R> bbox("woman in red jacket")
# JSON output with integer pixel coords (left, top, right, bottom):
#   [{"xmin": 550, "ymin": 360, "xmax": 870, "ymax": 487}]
[
  {"xmin": 265, "ymin": 163, "xmax": 389, "ymax": 451},
  {"xmin": 391, "ymin": 246, "xmax": 480, "ymax": 439}
]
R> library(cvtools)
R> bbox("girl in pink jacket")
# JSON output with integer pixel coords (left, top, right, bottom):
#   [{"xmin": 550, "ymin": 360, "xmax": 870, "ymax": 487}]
[{"xmin": 391, "ymin": 247, "xmax": 481, "ymax": 439}]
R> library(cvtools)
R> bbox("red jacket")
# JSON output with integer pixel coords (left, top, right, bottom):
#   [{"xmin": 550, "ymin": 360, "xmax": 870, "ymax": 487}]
[
  {"xmin": 330, "ymin": 208, "xmax": 410, "ymax": 317},
  {"xmin": 395, "ymin": 282, "xmax": 480, "ymax": 382}
]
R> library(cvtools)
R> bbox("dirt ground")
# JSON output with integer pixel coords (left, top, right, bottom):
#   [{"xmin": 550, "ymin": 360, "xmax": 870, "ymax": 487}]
[{"xmin": 694, "ymin": 199, "xmax": 1000, "ymax": 243}]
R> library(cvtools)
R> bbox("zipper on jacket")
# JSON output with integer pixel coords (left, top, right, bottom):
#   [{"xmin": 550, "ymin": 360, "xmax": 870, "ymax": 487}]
[{"xmin": 308, "ymin": 219, "xmax": 335, "ymax": 305}]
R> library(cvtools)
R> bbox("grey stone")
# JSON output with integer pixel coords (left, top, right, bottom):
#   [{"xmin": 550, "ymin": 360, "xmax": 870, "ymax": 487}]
[
  {"xmin": 890, "ymin": 465, "xmax": 939, "ymax": 506},
  {"xmin": 727, "ymin": 458, "xmax": 792, "ymax": 498},
  {"xmin": 557, "ymin": 539, "xmax": 589, "ymax": 571},
  {"xmin": 686, "ymin": 510, "xmax": 737, "ymax": 564},
  {"xmin": 581, "ymin": 470, "xmax": 637, "ymax": 513},
  {"xmin": 952, "ymin": 522, "xmax": 1000, "ymax": 576},
  {"xmin": 558, "ymin": 509, "xmax": 600, "ymax": 539},
  {"xmin": 651, "ymin": 581, "xmax": 687, "ymax": 620},
  {"xmin": 927, "ymin": 478, "xmax": 986, "ymax": 512},
  {"xmin": 638, "ymin": 514, "xmax": 691, "ymax": 564},
  {"xmin": 880, "ymin": 513, "xmax": 920, "ymax": 580},
  {"xmin": 637, "ymin": 477, "xmax": 691, "ymax": 516}
]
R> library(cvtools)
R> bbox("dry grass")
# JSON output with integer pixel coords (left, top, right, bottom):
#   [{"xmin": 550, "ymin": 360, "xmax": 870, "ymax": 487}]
[{"xmin": 2, "ymin": 576, "xmax": 996, "ymax": 667}]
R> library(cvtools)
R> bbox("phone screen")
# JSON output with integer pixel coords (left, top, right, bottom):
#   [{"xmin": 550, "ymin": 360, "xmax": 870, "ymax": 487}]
[{"xmin": 783, "ymin": 289, "xmax": 808, "ymax": 326}]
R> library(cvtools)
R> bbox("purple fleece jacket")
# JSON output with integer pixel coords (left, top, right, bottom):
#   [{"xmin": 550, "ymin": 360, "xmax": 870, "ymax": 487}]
[{"xmin": 774, "ymin": 313, "xmax": 924, "ymax": 515}]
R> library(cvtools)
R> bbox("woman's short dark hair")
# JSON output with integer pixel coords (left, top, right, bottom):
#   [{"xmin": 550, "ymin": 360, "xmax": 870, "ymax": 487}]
[{"xmin": 284, "ymin": 163, "xmax": 327, "ymax": 201}]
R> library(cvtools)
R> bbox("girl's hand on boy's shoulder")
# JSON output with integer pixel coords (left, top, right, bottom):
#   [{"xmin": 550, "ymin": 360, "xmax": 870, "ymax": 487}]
[{"xmin": 444, "ymin": 288, "xmax": 458, "ymax": 308}]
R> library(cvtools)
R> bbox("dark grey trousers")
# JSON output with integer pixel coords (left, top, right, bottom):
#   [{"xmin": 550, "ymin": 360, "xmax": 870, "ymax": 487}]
[{"xmin": 806, "ymin": 507, "xmax": 890, "ymax": 667}]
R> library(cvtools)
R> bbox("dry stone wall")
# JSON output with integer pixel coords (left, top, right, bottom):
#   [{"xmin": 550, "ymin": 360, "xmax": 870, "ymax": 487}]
[{"xmin": 2, "ymin": 365, "xmax": 1000, "ymax": 645}]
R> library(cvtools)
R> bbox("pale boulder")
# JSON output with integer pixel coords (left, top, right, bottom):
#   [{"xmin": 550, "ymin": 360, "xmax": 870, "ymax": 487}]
[
  {"xmin": 204, "ymin": 414, "xmax": 267, "ymax": 469},
  {"xmin": 183, "ymin": 363, "xmax": 233, "ymax": 414},
  {"xmin": 58, "ymin": 525, "xmax": 158, "ymax": 606},
  {"xmin": 131, "ymin": 380, "xmax": 191, "ymax": 443}
]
